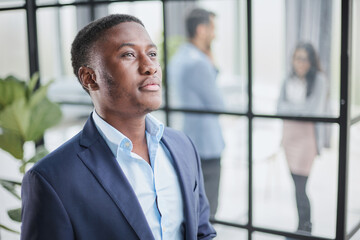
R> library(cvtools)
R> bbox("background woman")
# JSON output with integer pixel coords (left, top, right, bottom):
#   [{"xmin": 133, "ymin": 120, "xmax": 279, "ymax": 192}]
[{"xmin": 277, "ymin": 42, "xmax": 329, "ymax": 236}]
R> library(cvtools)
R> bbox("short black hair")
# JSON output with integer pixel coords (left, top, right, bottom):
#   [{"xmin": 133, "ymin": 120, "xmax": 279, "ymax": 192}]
[
  {"xmin": 185, "ymin": 8, "xmax": 215, "ymax": 39},
  {"xmin": 71, "ymin": 14, "xmax": 144, "ymax": 92}
]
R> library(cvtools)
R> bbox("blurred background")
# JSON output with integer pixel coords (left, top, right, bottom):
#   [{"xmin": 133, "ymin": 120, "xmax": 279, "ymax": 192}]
[{"xmin": 0, "ymin": 0, "xmax": 360, "ymax": 239}]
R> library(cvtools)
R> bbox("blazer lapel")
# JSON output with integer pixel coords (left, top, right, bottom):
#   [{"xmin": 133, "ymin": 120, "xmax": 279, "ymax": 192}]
[
  {"xmin": 162, "ymin": 129, "xmax": 197, "ymax": 239},
  {"xmin": 78, "ymin": 116, "xmax": 155, "ymax": 240}
]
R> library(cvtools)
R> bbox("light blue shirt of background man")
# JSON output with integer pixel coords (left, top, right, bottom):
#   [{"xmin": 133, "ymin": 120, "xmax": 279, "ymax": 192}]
[{"xmin": 168, "ymin": 8, "xmax": 225, "ymax": 217}]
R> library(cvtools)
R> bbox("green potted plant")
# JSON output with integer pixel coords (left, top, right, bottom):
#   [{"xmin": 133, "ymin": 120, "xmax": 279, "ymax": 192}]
[{"xmin": 0, "ymin": 73, "xmax": 62, "ymax": 234}]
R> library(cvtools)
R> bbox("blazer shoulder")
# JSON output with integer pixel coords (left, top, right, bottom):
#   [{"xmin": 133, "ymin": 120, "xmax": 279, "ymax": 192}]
[
  {"xmin": 30, "ymin": 131, "xmax": 83, "ymax": 174},
  {"xmin": 163, "ymin": 127, "xmax": 193, "ymax": 145},
  {"xmin": 162, "ymin": 127, "xmax": 199, "ymax": 162}
]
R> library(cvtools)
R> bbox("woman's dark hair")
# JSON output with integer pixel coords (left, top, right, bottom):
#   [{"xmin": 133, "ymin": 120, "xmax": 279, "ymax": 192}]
[{"xmin": 291, "ymin": 42, "xmax": 322, "ymax": 97}]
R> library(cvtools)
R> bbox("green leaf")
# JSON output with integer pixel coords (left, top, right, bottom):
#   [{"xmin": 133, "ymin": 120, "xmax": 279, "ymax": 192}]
[
  {"xmin": 19, "ymin": 146, "xmax": 49, "ymax": 174},
  {"xmin": 28, "ymin": 72, "xmax": 40, "ymax": 94},
  {"xmin": 28, "ymin": 146, "xmax": 49, "ymax": 163},
  {"xmin": 0, "ymin": 223, "xmax": 20, "ymax": 234},
  {"xmin": 0, "ymin": 77, "xmax": 26, "ymax": 110},
  {"xmin": 0, "ymin": 178, "xmax": 22, "ymax": 186},
  {"xmin": 29, "ymin": 80, "xmax": 53, "ymax": 108},
  {"xmin": 0, "ymin": 129, "xmax": 24, "ymax": 159},
  {"xmin": 0, "ymin": 98, "xmax": 30, "ymax": 138},
  {"xmin": 26, "ymin": 98, "xmax": 62, "ymax": 141},
  {"xmin": 7, "ymin": 208, "xmax": 22, "ymax": 222},
  {"xmin": 0, "ymin": 179, "xmax": 21, "ymax": 200}
]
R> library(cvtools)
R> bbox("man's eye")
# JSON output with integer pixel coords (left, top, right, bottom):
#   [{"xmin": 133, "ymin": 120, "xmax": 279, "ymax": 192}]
[
  {"xmin": 149, "ymin": 52, "xmax": 157, "ymax": 57},
  {"xmin": 122, "ymin": 52, "xmax": 135, "ymax": 57}
]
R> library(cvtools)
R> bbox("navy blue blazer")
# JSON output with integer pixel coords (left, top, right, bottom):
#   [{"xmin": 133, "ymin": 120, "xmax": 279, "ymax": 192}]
[{"xmin": 21, "ymin": 115, "xmax": 216, "ymax": 240}]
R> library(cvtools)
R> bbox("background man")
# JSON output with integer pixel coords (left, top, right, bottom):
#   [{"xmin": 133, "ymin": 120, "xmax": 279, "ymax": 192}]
[
  {"xmin": 21, "ymin": 14, "xmax": 216, "ymax": 240},
  {"xmin": 169, "ymin": 8, "xmax": 225, "ymax": 218}
]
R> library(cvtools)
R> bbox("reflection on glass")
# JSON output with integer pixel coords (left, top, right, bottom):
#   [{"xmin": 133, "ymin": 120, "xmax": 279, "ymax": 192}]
[
  {"xmin": 253, "ymin": 0, "xmax": 340, "ymax": 117},
  {"xmin": 0, "ymin": 10, "xmax": 29, "ymax": 79},
  {"xmin": 351, "ymin": 0, "xmax": 360, "ymax": 119},
  {"xmin": 166, "ymin": 0, "xmax": 247, "ymax": 113},
  {"xmin": 347, "ymin": 122, "xmax": 360, "ymax": 234},
  {"xmin": 169, "ymin": 113, "xmax": 248, "ymax": 224},
  {"xmin": 253, "ymin": 118, "xmax": 338, "ymax": 238}
]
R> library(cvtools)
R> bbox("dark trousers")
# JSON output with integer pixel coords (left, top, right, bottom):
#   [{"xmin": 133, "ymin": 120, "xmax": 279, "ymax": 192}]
[
  {"xmin": 201, "ymin": 157, "xmax": 221, "ymax": 218},
  {"xmin": 286, "ymin": 174, "xmax": 312, "ymax": 240},
  {"xmin": 291, "ymin": 173, "xmax": 312, "ymax": 233}
]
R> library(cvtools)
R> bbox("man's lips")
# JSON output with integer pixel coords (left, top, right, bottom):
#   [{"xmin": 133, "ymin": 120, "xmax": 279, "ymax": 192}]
[{"xmin": 139, "ymin": 78, "xmax": 161, "ymax": 91}]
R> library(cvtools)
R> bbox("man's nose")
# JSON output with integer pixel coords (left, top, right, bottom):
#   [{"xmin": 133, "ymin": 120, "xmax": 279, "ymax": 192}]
[{"xmin": 139, "ymin": 57, "xmax": 158, "ymax": 75}]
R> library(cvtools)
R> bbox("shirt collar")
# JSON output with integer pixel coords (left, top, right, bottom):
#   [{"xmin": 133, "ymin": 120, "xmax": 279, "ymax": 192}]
[
  {"xmin": 92, "ymin": 110, "xmax": 164, "ymax": 156},
  {"xmin": 145, "ymin": 113, "xmax": 164, "ymax": 142}
]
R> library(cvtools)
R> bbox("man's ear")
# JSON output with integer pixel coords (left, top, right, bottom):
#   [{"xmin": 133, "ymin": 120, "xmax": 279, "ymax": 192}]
[{"xmin": 78, "ymin": 66, "xmax": 99, "ymax": 92}]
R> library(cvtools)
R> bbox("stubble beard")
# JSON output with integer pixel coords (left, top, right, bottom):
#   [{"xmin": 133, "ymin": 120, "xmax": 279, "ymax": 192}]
[{"xmin": 102, "ymin": 71, "xmax": 161, "ymax": 115}]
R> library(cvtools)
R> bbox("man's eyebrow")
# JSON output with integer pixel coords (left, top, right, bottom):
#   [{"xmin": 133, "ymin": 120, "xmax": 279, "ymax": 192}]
[
  {"xmin": 149, "ymin": 43, "xmax": 158, "ymax": 49},
  {"xmin": 117, "ymin": 42, "xmax": 157, "ymax": 50},
  {"xmin": 117, "ymin": 43, "xmax": 135, "ymax": 50}
]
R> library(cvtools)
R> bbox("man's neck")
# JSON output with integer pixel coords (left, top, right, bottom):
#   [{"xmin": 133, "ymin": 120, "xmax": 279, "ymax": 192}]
[
  {"xmin": 190, "ymin": 39, "xmax": 214, "ymax": 64},
  {"xmin": 190, "ymin": 39, "xmax": 210, "ymax": 55},
  {"xmin": 96, "ymin": 111, "xmax": 151, "ymax": 164}
]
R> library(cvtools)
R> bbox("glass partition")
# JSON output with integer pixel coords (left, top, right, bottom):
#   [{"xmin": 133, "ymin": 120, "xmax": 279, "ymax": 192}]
[
  {"xmin": 165, "ymin": 0, "xmax": 248, "ymax": 113},
  {"xmin": 253, "ymin": 231, "xmax": 285, "ymax": 240},
  {"xmin": 253, "ymin": 118, "xmax": 339, "ymax": 238},
  {"xmin": 169, "ymin": 113, "xmax": 248, "ymax": 225},
  {"xmin": 0, "ymin": 10, "xmax": 29, "ymax": 79},
  {"xmin": 351, "ymin": 0, "xmax": 360, "ymax": 119},
  {"xmin": 347, "ymin": 0, "xmax": 360, "ymax": 236},
  {"xmin": 214, "ymin": 224, "xmax": 248, "ymax": 239},
  {"xmin": 252, "ymin": 0, "xmax": 340, "ymax": 118},
  {"xmin": 347, "ymin": 122, "xmax": 360, "ymax": 235},
  {"xmin": 0, "ymin": 0, "xmax": 24, "ymax": 8},
  {"xmin": 36, "ymin": 0, "xmax": 87, "ymax": 5},
  {"xmin": 0, "ymin": 0, "xmax": 358, "ymax": 239}
]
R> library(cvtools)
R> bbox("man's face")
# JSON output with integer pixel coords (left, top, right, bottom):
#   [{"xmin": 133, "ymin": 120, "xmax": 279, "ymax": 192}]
[
  {"xmin": 204, "ymin": 16, "xmax": 216, "ymax": 48},
  {"xmin": 91, "ymin": 22, "xmax": 162, "ymax": 118}
]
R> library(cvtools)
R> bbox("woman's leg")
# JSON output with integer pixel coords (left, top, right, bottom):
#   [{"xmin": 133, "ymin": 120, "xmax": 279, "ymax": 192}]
[{"xmin": 291, "ymin": 173, "xmax": 312, "ymax": 233}]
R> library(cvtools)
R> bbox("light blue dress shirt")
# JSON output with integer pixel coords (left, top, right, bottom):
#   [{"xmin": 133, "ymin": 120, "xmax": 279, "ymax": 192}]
[
  {"xmin": 92, "ymin": 111, "xmax": 184, "ymax": 240},
  {"xmin": 168, "ymin": 43, "xmax": 225, "ymax": 159}
]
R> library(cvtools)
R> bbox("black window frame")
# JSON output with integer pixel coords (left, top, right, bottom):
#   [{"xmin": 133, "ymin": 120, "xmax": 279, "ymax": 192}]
[{"xmin": 0, "ymin": 0, "xmax": 357, "ymax": 239}]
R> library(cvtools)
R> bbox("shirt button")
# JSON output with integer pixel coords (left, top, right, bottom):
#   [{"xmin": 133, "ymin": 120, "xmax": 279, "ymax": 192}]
[
  {"xmin": 125, "ymin": 142, "xmax": 130, "ymax": 148},
  {"xmin": 163, "ymin": 227, "xmax": 166, "ymax": 232}
]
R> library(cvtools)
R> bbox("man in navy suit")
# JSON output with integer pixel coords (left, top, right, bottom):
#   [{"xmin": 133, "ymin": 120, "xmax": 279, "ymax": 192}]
[{"xmin": 21, "ymin": 14, "xmax": 216, "ymax": 240}]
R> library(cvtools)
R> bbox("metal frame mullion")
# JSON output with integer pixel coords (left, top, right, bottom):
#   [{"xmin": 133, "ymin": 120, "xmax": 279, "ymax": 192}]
[
  {"xmin": 162, "ymin": 0, "xmax": 170, "ymax": 126},
  {"xmin": 25, "ymin": 0, "xmax": 39, "ymax": 79},
  {"xmin": 2, "ymin": 0, "xmax": 353, "ymax": 238},
  {"xmin": 337, "ymin": 0, "xmax": 351, "ymax": 239},
  {"xmin": 246, "ymin": 0, "xmax": 253, "ymax": 239}
]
